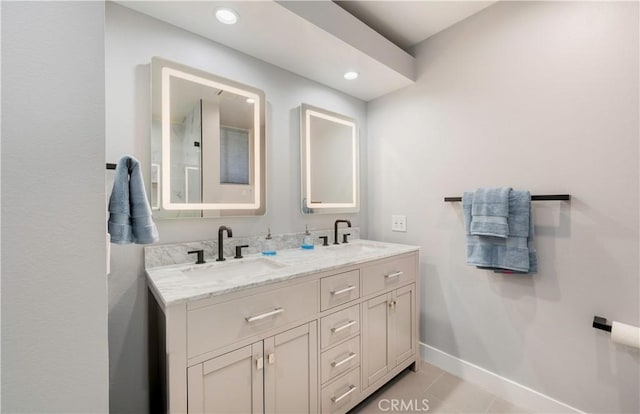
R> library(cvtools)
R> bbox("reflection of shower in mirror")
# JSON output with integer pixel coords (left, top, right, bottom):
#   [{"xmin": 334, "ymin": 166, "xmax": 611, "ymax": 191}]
[{"xmin": 150, "ymin": 57, "xmax": 266, "ymax": 218}]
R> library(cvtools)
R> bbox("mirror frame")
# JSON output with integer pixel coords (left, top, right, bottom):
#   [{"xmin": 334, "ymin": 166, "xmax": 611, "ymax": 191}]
[
  {"xmin": 300, "ymin": 103, "xmax": 360, "ymax": 214},
  {"xmin": 151, "ymin": 57, "xmax": 266, "ymax": 215}
]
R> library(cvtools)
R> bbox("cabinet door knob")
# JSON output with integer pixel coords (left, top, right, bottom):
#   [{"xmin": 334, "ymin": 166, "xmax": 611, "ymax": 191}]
[
  {"xmin": 268, "ymin": 353, "xmax": 275, "ymax": 365},
  {"xmin": 256, "ymin": 357, "xmax": 264, "ymax": 371}
]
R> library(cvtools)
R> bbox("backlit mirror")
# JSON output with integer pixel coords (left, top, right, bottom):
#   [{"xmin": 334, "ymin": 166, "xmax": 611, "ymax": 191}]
[
  {"xmin": 151, "ymin": 57, "xmax": 266, "ymax": 218},
  {"xmin": 300, "ymin": 103, "xmax": 359, "ymax": 214}
]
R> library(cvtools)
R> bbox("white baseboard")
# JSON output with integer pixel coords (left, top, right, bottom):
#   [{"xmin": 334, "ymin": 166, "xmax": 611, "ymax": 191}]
[{"xmin": 419, "ymin": 342, "xmax": 585, "ymax": 413}]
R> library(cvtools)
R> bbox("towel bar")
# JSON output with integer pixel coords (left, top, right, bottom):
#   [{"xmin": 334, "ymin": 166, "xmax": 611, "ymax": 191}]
[
  {"xmin": 444, "ymin": 194, "xmax": 570, "ymax": 202},
  {"xmin": 593, "ymin": 316, "xmax": 612, "ymax": 332}
]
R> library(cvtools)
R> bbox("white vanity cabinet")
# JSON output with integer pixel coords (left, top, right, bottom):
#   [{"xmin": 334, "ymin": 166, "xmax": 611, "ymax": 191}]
[
  {"xmin": 362, "ymin": 284, "xmax": 416, "ymax": 389},
  {"xmin": 148, "ymin": 247, "xmax": 419, "ymax": 414},
  {"xmin": 186, "ymin": 342, "xmax": 264, "ymax": 414},
  {"xmin": 187, "ymin": 322, "xmax": 318, "ymax": 414}
]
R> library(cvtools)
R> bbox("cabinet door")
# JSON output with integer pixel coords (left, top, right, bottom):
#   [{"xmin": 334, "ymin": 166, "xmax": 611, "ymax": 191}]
[
  {"xmin": 390, "ymin": 284, "xmax": 415, "ymax": 367},
  {"xmin": 362, "ymin": 293, "xmax": 391, "ymax": 388},
  {"xmin": 265, "ymin": 322, "xmax": 318, "ymax": 414},
  {"xmin": 187, "ymin": 342, "xmax": 264, "ymax": 414}
]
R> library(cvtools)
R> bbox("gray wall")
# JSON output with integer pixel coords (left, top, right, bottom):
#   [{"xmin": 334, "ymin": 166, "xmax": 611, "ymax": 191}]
[
  {"xmin": 1, "ymin": 1, "xmax": 110, "ymax": 412},
  {"xmin": 366, "ymin": 2, "xmax": 639, "ymax": 412},
  {"xmin": 105, "ymin": 4, "xmax": 367, "ymax": 412}
]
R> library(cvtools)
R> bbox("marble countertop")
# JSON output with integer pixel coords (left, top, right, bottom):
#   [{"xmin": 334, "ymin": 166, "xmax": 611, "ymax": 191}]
[{"xmin": 146, "ymin": 239, "xmax": 419, "ymax": 308}]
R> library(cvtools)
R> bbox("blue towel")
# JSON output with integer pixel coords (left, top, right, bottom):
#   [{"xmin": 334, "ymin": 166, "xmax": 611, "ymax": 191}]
[
  {"xmin": 108, "ymin": 156, "xmax": 159, "ymax": 245},
  {"xmin": 463, "ymin": 190, "xmax": 537, "ymax": 273},
  {"xmin": 470, "ymin": 187, "xmax": 510, "ymax": 238}
]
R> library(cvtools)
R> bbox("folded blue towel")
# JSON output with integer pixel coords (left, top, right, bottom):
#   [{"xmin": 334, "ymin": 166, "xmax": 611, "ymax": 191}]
[
  {"xmin": 470, "ymin": 187, "xmax": 510, "ymax": 238},
  {"xmin": 463, "ymin": 190, "xmax": 537, "ymax": 273},
  {"xmin": 108, "ymin": 156, "xmax": 159, "ymax": 245}
]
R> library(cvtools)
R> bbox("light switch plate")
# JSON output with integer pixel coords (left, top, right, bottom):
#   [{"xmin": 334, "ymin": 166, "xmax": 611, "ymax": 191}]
[{"xmin": 391, "ymin": 215, "xmax": 407, "ymax": 232}]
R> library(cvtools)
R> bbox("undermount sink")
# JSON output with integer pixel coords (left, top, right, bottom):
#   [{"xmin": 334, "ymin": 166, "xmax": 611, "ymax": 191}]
[
  {"xmin": 181, "ymin": 257, "xmax": 287, "ymax": 280},
  {"xmin": 328, "ymin": 241, "xmax": 389, "ymax": 254}
]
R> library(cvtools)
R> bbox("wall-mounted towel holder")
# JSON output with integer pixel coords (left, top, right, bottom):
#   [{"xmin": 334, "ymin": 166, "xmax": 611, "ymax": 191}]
[
  {"xmin": 444, "ymin": 194, "xmax": 571, "ymax": 202},
  {"xmin": 593, "ymin": 316, "xmax": 640, "ymax": 349},
  {"xmin": 593, "ymin": 316, "xmax": 612, "ymax": 332}
]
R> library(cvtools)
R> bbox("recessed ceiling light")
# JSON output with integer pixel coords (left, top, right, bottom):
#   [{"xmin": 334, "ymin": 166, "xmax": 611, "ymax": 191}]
[
  {"xmin": 215, "ymin": 8, "xmax": 238, "ymax": 25},
  {"xmin": 246, "ymin": 98, "xmax": 255, "ymax": 104},
  {"xmin": 344, "ymin": 71, "xmax": 359, "ymax": 80}
]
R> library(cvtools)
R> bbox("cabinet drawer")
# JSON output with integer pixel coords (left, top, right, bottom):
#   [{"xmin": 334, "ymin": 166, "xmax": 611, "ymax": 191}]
[
  {"xmin": 321, "ymin": 367, "xmax": 361, "ymax": 414},
  {"xmin": 321, "ymin": 336, "xmax": 360, "ymax": 384},
  {"xmin": 361, "ymin": 255, "xmax": 416, "ymax": 297},
  {"xmin": 320, "ymin": 304, "xmax": 360, "ymax": 350},
  {"xmin": 187, "ymin": 280, "xmax": 319, "ymax": 358},
  {"xmin": 321, "ymin": 270, "xmax": 360, "ymax": 311}
]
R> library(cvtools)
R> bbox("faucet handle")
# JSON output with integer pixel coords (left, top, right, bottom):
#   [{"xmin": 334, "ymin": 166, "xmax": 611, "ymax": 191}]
[
  {"xmin": 234, "ymin": 245, "xmax": 249, "ymax": 259},
  {"xmin": 319, "ymin": 236, "xmax": 329, "ymax": 246},
  {"xmin": 188, "ymin": 249, "xmax": 206, "ymax": 264},
  {"xmin": 342, "ymin": 233, "xmax": 351, "ymax": 244}
]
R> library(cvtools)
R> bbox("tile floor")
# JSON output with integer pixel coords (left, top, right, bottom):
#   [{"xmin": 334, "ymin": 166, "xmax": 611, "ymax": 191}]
[{"xmin": 349, "ymin": 362, "xmax": 531, "ymax": 414}]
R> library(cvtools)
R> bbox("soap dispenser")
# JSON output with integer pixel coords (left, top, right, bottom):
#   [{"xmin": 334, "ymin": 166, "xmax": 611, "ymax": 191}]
[
  {"xmin": 262, "ymin": 228, "xmax": 276, "ymax": 256},
  {"xmin": 301, "ymin": 225, "xmax": 314, "ymax": 250}
]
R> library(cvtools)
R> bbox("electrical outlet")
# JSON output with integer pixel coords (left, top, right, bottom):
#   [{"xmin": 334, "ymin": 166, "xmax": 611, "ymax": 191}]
[{"xmin": 391, "ymin": 215, "xmax": 407, "ymax": 232}]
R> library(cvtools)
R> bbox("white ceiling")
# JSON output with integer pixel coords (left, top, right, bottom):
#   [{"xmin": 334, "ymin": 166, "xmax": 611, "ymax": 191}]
[
  {"xmin": 336, "ymin": 1, "xmax": 496, "ymax": 50},
  {"xmin": 117, "ymin": 1, "xmax": 496, "ymax": 101}
]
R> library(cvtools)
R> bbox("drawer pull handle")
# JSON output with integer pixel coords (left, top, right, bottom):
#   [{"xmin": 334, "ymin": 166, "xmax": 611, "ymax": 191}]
[
  {"xmin": 331, "ymin": 384, "xmax": 357, "ymax": 403},
  {"xmin": 331, "ymin": 352, "xmax": 357, "ymax": 368},
  {"xmin": 331, "ymin": 320, "xmax": 356, "ymax": 333},
  {"xmin": 245, "ymin": 307, "xmax": 284, "ymax": 323},
  {"xmin": 385, "ymin": 271, "xmax": 403, "ymax": 279},
  {"xmin": 331, "ymin": 285, "xmax": 356, "ymax": 296}
]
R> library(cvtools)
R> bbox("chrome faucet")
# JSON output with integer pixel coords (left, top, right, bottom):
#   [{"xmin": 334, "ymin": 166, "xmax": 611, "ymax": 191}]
[
  {"xmin": 217, "ymin": 226, "xmax": 233, "ymax": 261},
  {"xmin": 334, "ymin": 219, "xmax": 351, "ymax": 245}
]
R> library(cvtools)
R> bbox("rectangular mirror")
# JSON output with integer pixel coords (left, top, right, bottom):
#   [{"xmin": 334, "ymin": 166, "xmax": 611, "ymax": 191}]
[
  {"xmin": 151, "ymin": 57, "xmax": 266, "ymax": 218},
  {"xmin": 300, "ymin": 103, "xmax": 359, "ymax": 214}
]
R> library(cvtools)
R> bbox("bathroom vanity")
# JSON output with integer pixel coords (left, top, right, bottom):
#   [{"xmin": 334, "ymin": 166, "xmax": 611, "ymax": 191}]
[{"xmin": 146, "ymin": 239, "xmax": 419, "ymax": 414}]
